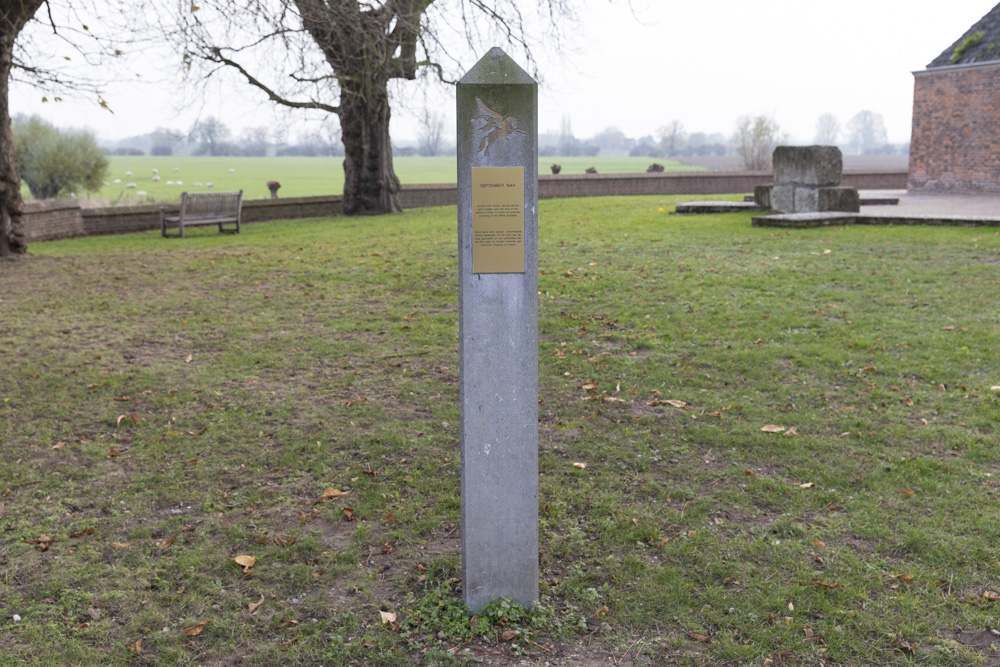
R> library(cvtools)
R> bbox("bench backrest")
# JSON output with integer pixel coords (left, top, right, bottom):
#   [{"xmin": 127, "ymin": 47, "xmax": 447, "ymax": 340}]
[{"xmin": 180, "ymin": 190, "xmax": 243, "ymax": 218}]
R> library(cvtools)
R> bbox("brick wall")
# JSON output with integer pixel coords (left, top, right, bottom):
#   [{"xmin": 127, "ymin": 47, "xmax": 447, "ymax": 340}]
[
  {"xmin": 23, "ymin": 200, "xmax": 85, "ymax": 242},
  {"xmin": 909, "ymin": 61, "xmax": 1000, "ymax": 193},
  {"xmin": 22, "ymin": 170, "xmax": 908, "ymax": 242}
]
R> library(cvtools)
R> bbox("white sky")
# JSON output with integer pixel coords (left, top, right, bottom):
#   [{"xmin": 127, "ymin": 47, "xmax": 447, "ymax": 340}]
[{"xmin": 10, "ymin": 0, "xmax": 997, "ymax": 146}]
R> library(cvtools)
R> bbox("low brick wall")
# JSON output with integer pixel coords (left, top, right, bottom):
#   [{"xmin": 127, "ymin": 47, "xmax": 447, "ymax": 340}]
[
  {"xmin": 23, "ymin": 200, "xmax": 86, "ymax": 242},
  {"xmin": 22, "ymin": 170, "xmax": 908, "ymax": 242}
]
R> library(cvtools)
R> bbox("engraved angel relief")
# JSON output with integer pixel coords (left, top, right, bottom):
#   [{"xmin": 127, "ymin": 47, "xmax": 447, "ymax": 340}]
[{"xmin": 472, "ymin": 97, "xmax": 526, "ymax": 156}]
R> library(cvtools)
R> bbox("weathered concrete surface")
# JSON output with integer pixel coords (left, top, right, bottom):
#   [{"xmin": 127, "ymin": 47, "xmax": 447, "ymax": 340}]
[
  {"xmin": 675, "ymin": 201, "xmax": 765, "ymax": 214},
  {"xmin": 457, "ymin": 47, "xmax": 539, "ymax": 613},
  {"xmin": 818, "ymin": 187, "xmax": 860, "ymax": 212},
  {"xmin": 773, "ymin": 146, "xmax": 843, "ymax": 187}
]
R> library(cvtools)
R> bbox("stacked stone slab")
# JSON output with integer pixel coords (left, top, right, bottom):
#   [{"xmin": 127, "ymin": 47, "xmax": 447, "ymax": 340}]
[{"xmin": 762, "ymin": 146, "xmax": 859, "ymax": 214}]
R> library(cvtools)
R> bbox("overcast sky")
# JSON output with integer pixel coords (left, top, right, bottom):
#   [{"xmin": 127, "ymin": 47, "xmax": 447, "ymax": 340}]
[{"xmin": 11, "ymin": 0, "xmax": 997, "ymax": 146}]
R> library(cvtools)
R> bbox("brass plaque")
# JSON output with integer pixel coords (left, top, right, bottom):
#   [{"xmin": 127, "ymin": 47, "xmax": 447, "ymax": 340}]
[{"xmin": 472, "ymin": 167, "xmax": 524, "ymax": 273}]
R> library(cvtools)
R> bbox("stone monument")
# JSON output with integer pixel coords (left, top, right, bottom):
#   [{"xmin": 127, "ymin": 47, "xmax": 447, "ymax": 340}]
[
  {"xmin": 762, "ymin": 146, "xmax": 860, "ymax": 214},
  {"xmin": 456, "ymin": 48, "xmax": 539, "ymax": 613}
]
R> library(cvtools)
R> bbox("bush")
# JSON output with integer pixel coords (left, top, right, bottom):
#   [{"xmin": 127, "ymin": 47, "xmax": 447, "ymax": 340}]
[{"xmin": 13, "ymin": 115, "xmax": 109, "ymax": 199}]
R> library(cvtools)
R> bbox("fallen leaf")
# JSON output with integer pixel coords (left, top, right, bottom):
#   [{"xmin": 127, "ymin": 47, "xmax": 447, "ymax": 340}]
[
  {"xmin": 812, "ymin": 578, "xmax": 843, "ymax": 590},
  {"xmin": 761, "ymin": 425, "xmax": 785, "ymax": 433},
  {"xmin": 895, "ymin": 633, "xmax": 917, "ymax": 654},
  {"xmin": 184, "ymin": 354, "xmax": 193, "ymax": 363},
  {"xmin": 500, "ymin": 629, "xmax": 518, "ymax": 641},
  {"xmin": 342, "ymin": 507, "xmax": 355, "ymax": 521},
  {"xmin": 315, "ymin": 487, "xmax": 350, "ymax": 503},
  {"xmin": 595, "ymin": 605, "xmax": 610, "ymax": 616},
  {"xmin": 743, "ymin": 469, "xmax": 757, "ymax": 476},
  {"xmin": 111, "ymin": 542, "xmax": 131, "ymax": 549},
  {"xmin": 799, "ymin": 482, "xmax": 814, "ymax": 489},
  {"xmin": 52, "ymin": 441, "xmax": 67, "ymax": 449},
  {"xmin": 896, "ymin": 574, "xmax": 914, "ymax": 582},
  {"xmin": 158, "ymin": 535, "xmax": 176, "ymax": 549},
  {"xmin": 706, "ymin": 411, "xmax": 723, "ymax": 419},
  {"xmin": 984, "ymin": 591, "xmax": 1000, "ymax": 601},
  {"xmin": 182, "ymin": 620, "xmax": 210, "ymax": 636},
  {"xmin": 688, "ymin": 631, "xmax": 711, "ymax": 643},
  {"xmin": 383, "ymin": 513, "xmax": 397, "ymax": 524},
  {"xmin": 579, "ymin": 381, "xmax": 598, "ymax": 392},
  {"xmin": 234, "ymin": 555, "xmax": 256, "ymax": 573},
  {"xmin": 811, "ymin": 541, "xmax": 826, "ymax": 549},
  {"xmin": 379, "ymin": 610, "xmax": 396, "ymax": 624},
  {"xmin": 900, "ymin": 489, "xmax": 915, "ymax": 496},
  {"xmin": 942, "ymin": 326, "xmax": 956, "ymax": 331},
  {"xmin": 248, "ymin": 594, "xmax": 265, "ymax": 612},
  {"xmin": 70, "ymin": 529, "xmax": 95, "ymax": 538},
  {"xmin": 783, "ymin": 427, "xmax": 799, "ymax": 437},
  {"xmin": 665, "ymin": 399, "xmax": 690, "ymax": 409},
  {"xmin": 273, "ymin": 537, "xmax": 296, "ymax": 547},
  {"xmin": 24, "ymin": 535, "xmax": 52, "ymax": 551},
  {"xmin": 573, "ymin": 462, "xmax": 588, "ymax": 469}
]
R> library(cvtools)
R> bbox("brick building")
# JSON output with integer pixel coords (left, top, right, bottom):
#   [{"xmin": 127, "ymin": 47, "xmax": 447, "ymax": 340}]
[{"xmin": 908, "ymin": 4, "xmax": 1000, "ymax": 193}]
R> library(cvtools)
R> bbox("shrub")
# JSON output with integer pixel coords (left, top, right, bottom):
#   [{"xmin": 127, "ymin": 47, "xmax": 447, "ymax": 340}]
[
  {"xmin": 550, "ymin": 164, "xmax": 561, "ymax": 174},
  {"xmin": 647, "ymin": 163, "xmax": 665, "ymax": 173},
  {"xmin": 13, "ymin": 115, "xmax": 109, "ymax": 199}
]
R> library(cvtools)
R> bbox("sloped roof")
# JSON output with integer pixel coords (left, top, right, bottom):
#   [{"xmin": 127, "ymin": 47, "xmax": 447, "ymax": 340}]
[{"xmin": 928, "ymin": 3, "xmax": 1000, "ymax": 67}]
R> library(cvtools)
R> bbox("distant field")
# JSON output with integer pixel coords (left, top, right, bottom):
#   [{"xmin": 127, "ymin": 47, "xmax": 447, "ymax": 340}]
[{"xmin": 26, "ymin": 155, "xmax": 704, "ymax": 205}]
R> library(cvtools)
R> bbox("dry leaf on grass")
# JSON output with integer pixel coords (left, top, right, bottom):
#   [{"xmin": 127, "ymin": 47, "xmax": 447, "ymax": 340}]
[
  {"xmin": 573, "ymin": 462, "xmax": 587, "ymax": 469},
  {"xmin": 379, "ymin": 611, "xmax": 396, "ymax": 624},
  {"xmin": 182, "ymin": 620, "xmax": 210, "ymax": 636},
  {"xmin": 313, "ymin": 487, "xmax": 351, "ymax": 504},
  {"xmin": 23, "ymin": 535, "xmax": 52, "ymax": 551},
  {"xmin": 500, "ymin": 629, "xmax": 518, "ymax": 641},
  {"xmin": 234, "ymin": 555, "xmax": 256, "ymax": 573},
  {"xmin": 761, "ymin": 425, "xmax": 785, "ymax": 433},
  {"xmin": 688, "ymin": 631, "xmax": 711, "ymax": 643},
  {"xmin": 248, "ymin": 594, "xmax": 265, "ymax": 612}
]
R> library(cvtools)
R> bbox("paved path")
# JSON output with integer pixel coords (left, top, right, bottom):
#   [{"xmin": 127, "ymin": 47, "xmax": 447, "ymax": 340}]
[{"xmin": 860, "ymin": 190, "xmax": 1000, "ymax": 217}]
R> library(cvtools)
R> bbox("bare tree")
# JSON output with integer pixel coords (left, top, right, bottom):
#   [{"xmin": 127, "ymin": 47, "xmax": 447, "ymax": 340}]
[
  {"xmin": 189, "ymin": 116, "xmax": 232, "ymax": 156},
  {"xmin": 657, "ymin": 120, "xmax": 686, "ymax": 157},
  {"xmin": 732, "ymin": 114, "xmax": 784, "ymax": 171},
  {"xmin": 239, "ymin": 126, "xmax": 270, "ymax": 156},
  {"xmin": 167, "ymin": 1, "xmax": 591, "ymax": 216},
  {"xmin": 814, "ymin": 113, "xmax": 840, "ymax": 146},
  {"xmin": 845, "ymin": 110, "xmax": 887, "ymax": 155},
  {"xmin": 417, "ymin": 108, "xmax": 444, "ymax": 157}
]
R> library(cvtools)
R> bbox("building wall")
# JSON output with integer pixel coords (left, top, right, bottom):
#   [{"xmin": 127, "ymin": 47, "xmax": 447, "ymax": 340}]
[
  {"xmin": 909, "ymin": 61, "xmax": 1000, "ymax": 193},
  {"xmin": 23, "ymin": 170, "xmax": 909, "ymax": 243}
]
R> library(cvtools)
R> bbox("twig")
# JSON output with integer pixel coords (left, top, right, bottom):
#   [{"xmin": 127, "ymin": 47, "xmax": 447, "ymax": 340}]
[
  {"xmin": 619, "ymin": 637, "xmax": 642, "ymax": 663},
  {"xmin": 527, "ymin": 638, "xmax": 550, "ymax": 652},
  {"xmin": 6, "ymin": 480, "xmax": 43, "ymax": 488}
]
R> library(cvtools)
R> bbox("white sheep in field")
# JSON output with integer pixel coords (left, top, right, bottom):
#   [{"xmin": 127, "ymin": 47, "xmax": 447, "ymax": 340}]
[
  {"xmin": 126, "ymin": 182, "xmax": 136, "ymax": 189},
  {"xmin": 193, "ymin": 181, "xmax": 203, "ymax": 187},
  {"xmin": 103, "ymin": 181, "xmax": 110, "ymax": 186},
  {"xmin": 228, "ymin": 168, "xmax": 235, "ymax": 173},
  {"xmin": 173, "ymin": 167, "xmax": 179, "ymax": 172},
  {"xmin": 152, "ymin": 168, "xmax": 158, "ymax": 174},
  {"xmin": 125, "ymin": 171, "xmax": 132, "ymax": 177},
  {"xmin": 137, "ymin": 191, "xmax": 147, "ymax": 196},
  {"xmin": 112, "ymin": 178, "xmax": 121, "ymax": 184},
  {"xmin": 176, "ymin": 180, "xmax": 183, "ymax": 185},
  {"xmin": 206, "ymin": 182, "xmax": 214, "ymax": 188},
  {"xmin": 166, "ymin": 180, "xmax": 174, "ymax": 185},
  {"xmin": 152, "ymin": 176, "xmax": 161, "ymax": 182}
]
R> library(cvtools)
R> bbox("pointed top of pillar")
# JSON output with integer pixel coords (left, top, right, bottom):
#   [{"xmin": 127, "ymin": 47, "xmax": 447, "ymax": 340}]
[{"xmin": 459, "ymin": 47, "xmax": 536, "ymax": 86}]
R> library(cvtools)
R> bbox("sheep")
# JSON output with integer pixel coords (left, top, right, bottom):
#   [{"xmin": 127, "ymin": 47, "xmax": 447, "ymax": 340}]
[
  {"xmin": 228, "ymin": 168, "xmax": 235, "ymax": 173},
  {"xmin": 152, "ymin": 168, "xmax": 159, "ymax": 175},
  {"xmin": 137, "ymin": 191, "xmax": 148, "ymax": 196},
  {"xmin": 103, "ymin": 181, "xmax": 110, "ymax": 186},
  {"xmin": 125, "ymin": 182, "xmax": 136, "ymax": 189},
  {"xmin": 206, "ymin": 182, "xmax": 214, "ymax": 188},
  {"xmin": 152, "ymin": 176, "xmax": 161, "ymax": 182},
  {"xmin": 193, "ymin": 181, "xmax": 203, "ymax": 187},
  {"xmin": 125, "ymin": 171, "xmax": 132, "ymax": 177},
  {"xmin": 176, "ymin": 180, "xmax": 183, "ymax": 185},
  {"xmin": 112, "ymin": 178, "xmax": 122, "ymax": 184},
  {"xmin": 166, "ymin": 180, "xmax": 174, "ymax": 185},
  {"xmin": 173, "ymin": 167, "xmax": 179, "ymax": 172}
]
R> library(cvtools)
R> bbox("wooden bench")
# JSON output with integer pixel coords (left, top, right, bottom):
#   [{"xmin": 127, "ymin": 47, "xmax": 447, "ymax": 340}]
[{"xmin": 160, "ymin": 190, "xmax": 243, "ymax": 237}]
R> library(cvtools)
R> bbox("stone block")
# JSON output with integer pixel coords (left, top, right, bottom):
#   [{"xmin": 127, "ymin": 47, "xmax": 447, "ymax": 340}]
[
  {"xmin": 773, "ymin": 146, "xmax": 843, "ymax": 187},
  {"xmin": 771, "ymin": 185, "xmax": 795, "ymax": 213},
  {"xmin": 818, "ymin": 186, "xmax": 860, "ymax": 213},
  {"xmin": 754, "ymin": 184, "xmax": 772, "ymax": 209},
  {"xmin": 794, "ymin": 186, "xmax": 819, "ymax": 213}
]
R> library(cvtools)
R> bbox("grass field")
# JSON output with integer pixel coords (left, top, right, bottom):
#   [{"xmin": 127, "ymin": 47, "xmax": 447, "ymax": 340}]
[
  {"xmin": 34, "ymin": 155, "xmax": 703, "ymax": 205},
  {"xmin": 2, "ymin": 195, "xmax": 999, "ymax": 665}
]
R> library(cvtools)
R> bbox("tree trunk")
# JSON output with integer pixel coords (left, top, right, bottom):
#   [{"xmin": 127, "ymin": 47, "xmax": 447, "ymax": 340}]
[
  {"xmin": 338, "ymin": 75, "xmax": 401, "ymax": 216},
  {"xmin": 1, "ymin": 3, "xmax": 40, "ymax": 258}
]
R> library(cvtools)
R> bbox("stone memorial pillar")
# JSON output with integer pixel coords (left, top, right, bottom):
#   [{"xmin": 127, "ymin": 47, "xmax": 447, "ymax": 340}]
[{"xmin": 456, "ymin": 47, "xmax": 539, "ymax": 613}]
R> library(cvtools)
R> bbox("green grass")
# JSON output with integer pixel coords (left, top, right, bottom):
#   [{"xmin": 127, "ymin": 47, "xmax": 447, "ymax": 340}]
[
  {"xmin": 2, "ymin": 194, "xmax": 999, "ymax": 665},
  {"xmin": 26, "ymin": 155, "xmax": 703, "ymax": 205}
]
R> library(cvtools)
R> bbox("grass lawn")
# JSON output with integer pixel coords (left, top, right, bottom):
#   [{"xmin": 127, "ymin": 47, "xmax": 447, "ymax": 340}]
[
  {"xmin": 33, "ymin": 155, "xmax": 703, "ymax": 205},
  {"xmin": 1, "ymin": 194, "xmax": 999, "ymax": 665}
]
